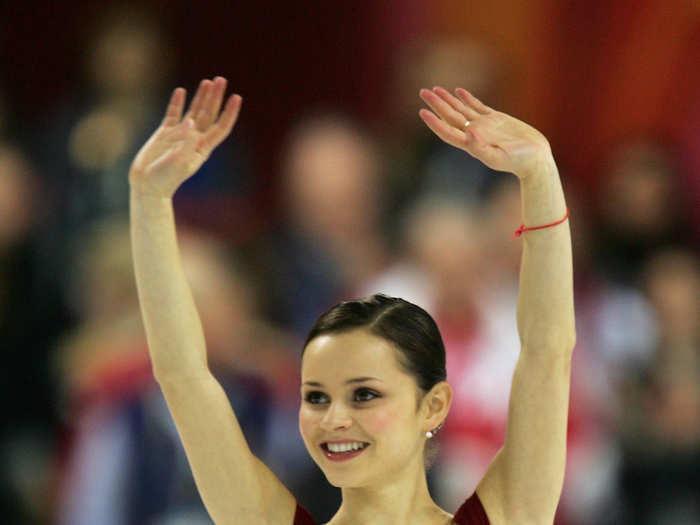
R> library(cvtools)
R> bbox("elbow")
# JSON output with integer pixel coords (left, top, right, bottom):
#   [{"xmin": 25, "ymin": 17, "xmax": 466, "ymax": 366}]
[
  {"xmin": 518, "ymin": 315, "xmax": 576, "ymax": 352},
  {"xmin": 520, "ymin": 329, "xmax": 576, "ymax": 356}
]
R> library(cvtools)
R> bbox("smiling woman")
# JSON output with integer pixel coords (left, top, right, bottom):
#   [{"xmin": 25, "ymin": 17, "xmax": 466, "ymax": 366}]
[
  {"xmin": 130, "ymin": 75, "xmax": 574, "ymax": 525},
  {"xmin": 300, "ymin": 296, "xmax": 448, "ymax": 468}
]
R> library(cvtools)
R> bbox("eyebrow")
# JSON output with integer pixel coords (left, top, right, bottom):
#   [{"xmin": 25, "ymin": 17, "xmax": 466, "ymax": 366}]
[{"xmin": 302, "ymin": 377, "xmax": 383, "ymax": 387}]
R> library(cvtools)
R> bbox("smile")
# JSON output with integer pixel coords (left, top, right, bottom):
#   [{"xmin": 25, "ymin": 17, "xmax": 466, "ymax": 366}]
[{"xmin": 320, "ymin": 441, "xmax": 370, "ymax": 461}]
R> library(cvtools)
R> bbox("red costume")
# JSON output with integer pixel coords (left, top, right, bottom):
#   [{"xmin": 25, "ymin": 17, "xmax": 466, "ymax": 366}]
[{"xmin": 294, "ymin": 492, "xmax": 489, "ymax": 524}]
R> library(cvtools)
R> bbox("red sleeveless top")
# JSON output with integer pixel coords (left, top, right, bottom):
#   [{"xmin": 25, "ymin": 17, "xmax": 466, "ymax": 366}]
[{"xmin": 293, "ymin": 492, "xmax": 489, "ymax": 524}]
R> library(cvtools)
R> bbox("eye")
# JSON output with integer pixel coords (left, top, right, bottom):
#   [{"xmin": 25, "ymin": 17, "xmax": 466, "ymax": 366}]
[
  {"xmin": 304, "ymin": 388, "xmax": 379, "ymax": 404},
  {"xmin": 305, "ymin": 391, "xmax": 329, "ymax": 404},
  {"xmin": 354, "ymin": 388, "xmax": 379, "ymax": 402}
]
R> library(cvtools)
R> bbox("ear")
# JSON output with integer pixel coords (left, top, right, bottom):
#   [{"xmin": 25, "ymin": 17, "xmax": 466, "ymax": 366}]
[{"xmin": 421, "ymin": 381, "xmax": 452, "ymax": 433}]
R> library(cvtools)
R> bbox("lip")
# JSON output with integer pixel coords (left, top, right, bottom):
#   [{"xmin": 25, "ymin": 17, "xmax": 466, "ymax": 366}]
[
  {"xmin": 320, "ymin": 442, "xmax": 371, "ymax": 462},
  {"xmin": 322, "ymin": 439, "xmax": 369, "ymax": 444}
]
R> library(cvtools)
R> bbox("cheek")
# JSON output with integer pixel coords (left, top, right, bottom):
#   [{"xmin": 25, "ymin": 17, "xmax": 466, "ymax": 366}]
[
  {"xmin": 298, "ymin": 406, "xmax": 319, "ymax": 442},
  {"xmin": 362, "ymin": 403, "xmax": 407, "ymax": 436}
]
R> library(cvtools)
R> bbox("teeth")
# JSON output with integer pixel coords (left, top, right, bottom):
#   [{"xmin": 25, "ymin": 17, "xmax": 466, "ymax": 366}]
[{"xmin": 327, "ymin": 442, "xmax": 367, "ymax": 453}]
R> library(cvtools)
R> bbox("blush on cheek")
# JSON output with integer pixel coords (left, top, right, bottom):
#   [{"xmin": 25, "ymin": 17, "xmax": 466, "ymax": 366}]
[{"xmin": 363, "ymin": 405, "xmax": 401, "ymax": 435}]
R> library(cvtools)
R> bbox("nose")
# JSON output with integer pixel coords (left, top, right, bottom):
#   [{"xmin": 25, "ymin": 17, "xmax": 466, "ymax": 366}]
[{"xmin": 319, "ymin": 401, "xmax": 352, "ymax": 431}]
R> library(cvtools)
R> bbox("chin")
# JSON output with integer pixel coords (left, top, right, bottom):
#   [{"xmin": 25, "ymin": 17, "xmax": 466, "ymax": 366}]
[
  {"xmin": 310, "ymin": 454, "xmax": 371, "ymax": 488},
  {"xmin": 322, "ymin": 470, "xmax": 368, "ymax": 488}
]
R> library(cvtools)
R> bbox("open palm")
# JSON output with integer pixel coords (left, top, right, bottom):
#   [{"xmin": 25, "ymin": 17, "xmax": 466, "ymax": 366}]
[
  {"xmin": 419, "ymin": 86, "xmax": 551, "ymax": 179},
  {"xmin": 129, "ymin": 77, "xmax": 242, "ymax": 198}
]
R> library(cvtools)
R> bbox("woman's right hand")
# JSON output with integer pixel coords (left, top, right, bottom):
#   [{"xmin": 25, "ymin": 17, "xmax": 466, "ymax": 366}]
[{"xmin": 129, "ymin": 76, "xmax": 242, "ymax": 198}]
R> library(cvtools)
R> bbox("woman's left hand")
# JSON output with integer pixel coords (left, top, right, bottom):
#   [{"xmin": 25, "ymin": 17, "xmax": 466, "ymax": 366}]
[{"xmin": 419, "ymin": 86, "xmax": 552, "ymax": 179}]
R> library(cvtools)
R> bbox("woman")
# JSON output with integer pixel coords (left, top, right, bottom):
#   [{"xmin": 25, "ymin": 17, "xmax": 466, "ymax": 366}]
[{"xmin": 129, "ymin": 76, "xmax": 575, "ymax": 524}]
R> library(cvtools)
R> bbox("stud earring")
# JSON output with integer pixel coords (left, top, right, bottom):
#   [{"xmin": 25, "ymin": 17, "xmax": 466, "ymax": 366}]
[{"xmin": 425, "ymin": 421, "xmax": 444, "ymax": 439}]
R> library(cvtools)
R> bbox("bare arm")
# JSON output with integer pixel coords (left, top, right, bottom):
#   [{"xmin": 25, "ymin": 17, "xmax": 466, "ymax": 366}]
[
  {"xmin": 130, "ymin": 78, "xmax": 296, "ymax": 524},
  {"xmin": 129, "ymin": 76, "xmax": 239, "ymax": 383},
  {"xmin": 419, "ymin": 87, "xmax": 575, "ymax": 524},
  {"xmin": 131, "ymin": 192, "xmax": 207, "ymax": 378}
]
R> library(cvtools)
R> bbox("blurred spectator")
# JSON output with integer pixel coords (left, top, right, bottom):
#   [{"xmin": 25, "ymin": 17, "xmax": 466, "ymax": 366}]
[
  {"xmin": 0, "ymin": 142, "xmax": 74, "ymax": 524},
  {"xmin": 606, "ymin": 248, "xmax": 700, "ymax": 524},
  {"xmin": 261, "ymin": 113, "xmax": 390, "ymax": 335},
  {"xmin": 592, "ymin": 138, "xmax": 696, "ymax": 287},
  {"xmin": 31, "ymin": 6, "xmax": 251, "ymax": 297},
  {"xmin": 566, "ymin": 176, "xmax": 660, "ymax": 408},
  {"xmin": 53, "ymin": 220, "xmax": 326, "ymax": 524}
]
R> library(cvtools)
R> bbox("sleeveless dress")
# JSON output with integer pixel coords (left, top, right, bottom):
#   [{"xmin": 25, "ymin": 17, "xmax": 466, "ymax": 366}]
[{"xmin": 293, "ymin": 492, "xmax": 489, "ymax": 524}]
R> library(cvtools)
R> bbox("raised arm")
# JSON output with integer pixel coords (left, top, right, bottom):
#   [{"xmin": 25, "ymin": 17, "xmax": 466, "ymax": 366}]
[
  {"xmin": 129, "ymin": 77, "xmax": 296, "ymax": 524},
  {"xmin": 419, "ymin": 87, "xmax": 575, "ymax": 524}
]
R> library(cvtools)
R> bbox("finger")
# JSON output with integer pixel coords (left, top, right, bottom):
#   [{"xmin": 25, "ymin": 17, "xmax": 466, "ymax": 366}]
[
  {"xmin": 198, "ymin": 94, "xmax": 242, "ymax": 155},
  {"xmin": 161, "ymin": 87, "xmax": 186, "ymax": 127},
  {"xmin": 432, "ymin": 86, "xmax": 479, "ymax": 121},
  {"xmin": 193, "ymin": 80, "xmax": 216, "ymax": 130},
  {"xmin": 420, "ymin": 88, "xmax": 469, "ymax": 129},
  {"xmin": 184, "ymin": 79, "xmax": 212, "ymax": 121},
  {"xmin": 455, "ymin": 88, "xmax": 491, "ymax": 115},
  {"xmin": 418, "ymin": 108, "xmax": 468, "ymax": 149},
  {"xmin": 196, "ymin": 76, "xmax": 227, "ymax": 130}
]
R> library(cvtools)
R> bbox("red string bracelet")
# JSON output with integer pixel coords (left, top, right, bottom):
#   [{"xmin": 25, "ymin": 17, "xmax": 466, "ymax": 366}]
[{"xmin": 512, "ymin": 208, "xmax": 569, "ymax": 239}]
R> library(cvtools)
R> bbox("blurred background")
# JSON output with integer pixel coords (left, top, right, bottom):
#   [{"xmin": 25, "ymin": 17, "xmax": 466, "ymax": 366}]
[{"xmin": 0, "ymin": 0, "xmax": 698, "ymax": 523}]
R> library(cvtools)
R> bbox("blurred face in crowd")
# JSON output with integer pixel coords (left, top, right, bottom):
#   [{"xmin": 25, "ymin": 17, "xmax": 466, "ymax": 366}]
[
  {"xmin": 70, "ymin": 220, "xmax": 139, "ymax": 320},
  {"xmin": 179, "ymin": 233, "xmax": 255, "ymax": 359},
  {"xmin": 284, "ymin": 119, "xmax": 381, "ymax": 244},
  {"xmin": 600, "ymin": 141, "xmax": 676, "ymax": 235},
  {"xmin": 87, "ymin": 16, "xmax": 170, "ymax": 97},
  {"xmin": 641, "ymin": 249, "xmax": 700, "ymax": 446},
  {"xmin": 643, "ymin": 249, "xmax": 700, "ymax": 340},
  {"xmin": 299, "ymin": 329, "xmax": 438, "ymax": 488},
  {"xmin": 404, "ymin": 199, "xmax": 484, "ymax": 312},
  {"xmin": 391, "ymin": 37, "xmax": 505, "ymax": 131}
]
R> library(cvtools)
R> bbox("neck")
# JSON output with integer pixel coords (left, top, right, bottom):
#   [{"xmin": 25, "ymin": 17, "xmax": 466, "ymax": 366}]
[{"xmin": 328, "ymin": 457, "xmax": 451, "ymax": 525}]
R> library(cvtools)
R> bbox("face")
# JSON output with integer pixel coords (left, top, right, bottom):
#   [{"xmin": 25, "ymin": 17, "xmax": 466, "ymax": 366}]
[
  {"xmin": 299, "ymin": 329, "xmax": 447, "ymax": 488},
  {"xmin": 286, "ymin": 125, "xmax": 379, "ymax": 241}
]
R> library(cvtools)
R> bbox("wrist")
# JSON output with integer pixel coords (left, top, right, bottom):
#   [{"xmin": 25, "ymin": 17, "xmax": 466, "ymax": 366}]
[
  {"xmin": 130, "ymin": 184, "xmax": 173, "ymax": 202},
  {"xmin": 518, "ymin": 152, "xmax": 567, "ymax": 229},
  {"xmin": 516, "ymin": 145, "xmax": 557, "ymax": 183}
]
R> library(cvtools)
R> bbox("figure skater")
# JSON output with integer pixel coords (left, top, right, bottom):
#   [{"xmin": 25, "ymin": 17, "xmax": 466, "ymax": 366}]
[{"xmin": 129, "ymin": 75, "xmax": 575, "ymax": 524}]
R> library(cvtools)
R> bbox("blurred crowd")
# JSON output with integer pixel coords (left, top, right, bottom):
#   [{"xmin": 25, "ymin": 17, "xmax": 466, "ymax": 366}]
[{"xmin": 1, "ymin": 7, "xmax": 698, "ymax": 525}]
